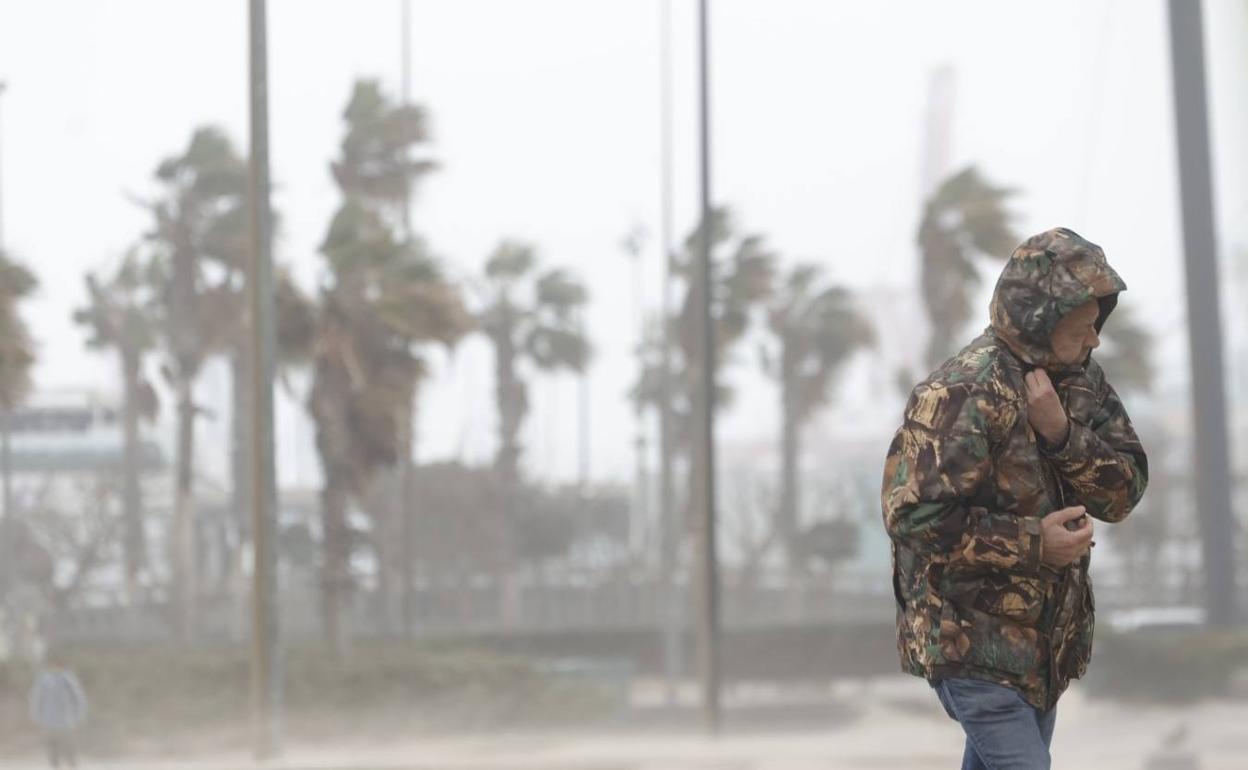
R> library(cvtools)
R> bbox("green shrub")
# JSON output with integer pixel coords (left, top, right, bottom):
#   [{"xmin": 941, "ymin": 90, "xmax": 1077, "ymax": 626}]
[
  {"xmin": 0, "ymin": 642, "xmax": 616, "ymax": 758},
  {"xmin": 1083, "ymin": 629, "xmax": 1248, "ymax": 703}
]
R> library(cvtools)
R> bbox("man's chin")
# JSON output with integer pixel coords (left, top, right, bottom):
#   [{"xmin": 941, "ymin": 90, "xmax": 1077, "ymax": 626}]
[{"xmin": 1047, "ymin": 353, "xmax": 1091, "ymax": 372}]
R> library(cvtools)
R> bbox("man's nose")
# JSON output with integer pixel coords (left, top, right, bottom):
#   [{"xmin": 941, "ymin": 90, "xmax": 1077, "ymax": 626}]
[{"xmin": 1088, "ymin": 331, "xmax": 1101, "ymax": 349}]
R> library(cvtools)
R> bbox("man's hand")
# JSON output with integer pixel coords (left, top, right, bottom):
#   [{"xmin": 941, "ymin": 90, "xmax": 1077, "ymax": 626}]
[
  {"xmin": 1025, "ymin": 369, "xmax": 1070, "ymax": 446},
  {"xmin": 1041, "ymin": 506, "xmax": 1094, "ymax": 568}
]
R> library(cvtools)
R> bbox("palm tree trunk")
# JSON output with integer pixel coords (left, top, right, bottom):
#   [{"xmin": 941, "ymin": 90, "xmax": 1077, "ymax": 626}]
[
  {"xmin": 173, "ymin": 375, "xmax": 197, "ymax": 643},
  {"xmin": 779, "ymin": 380, "xmax": 800, "ymax": 573},
  {"xmin": 121, "ymin": 347, "xmax": 146, "ymax": 603},
  {"xmin": 373, "ymin": 504, "xmax": 395, "ymax": 636},
  {"xmin": 321, "ymin": 465, "xmax": 350, "ymax": 656},
  {"xmin": 657, "ymin": 341, "xmax": 681, "ymax": 705},
  {"xmin": 494, "ymin": 328, "xmax": 522, "ymax": 490},
  {"xmin": 369, "ymin": 475, "xmax": 405, "ymax": 638},
  {"xmin": 311, "ymin": 360, "xmax": 353, "ymax": 656},
  {"xmin": 227, "ymin": 345, "xmax": 251, "ymax": 642},
  {"xmin": 230, "ymin": 345, "xmax": 251, "ymax": 576},
  {"xmin": 492, "ymin": 317, "xmax": 523, "ymax": 628},
  {"xmin": 399, "ymin": 395, "xmax": 416, "ymax": 638},
  {"xmin": 169, "ymin": 218, "xmax": 200, "ymax": 643}
]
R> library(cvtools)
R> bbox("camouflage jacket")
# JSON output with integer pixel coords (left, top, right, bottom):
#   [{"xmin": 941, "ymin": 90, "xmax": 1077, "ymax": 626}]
[{"xmin": 881, "ymin": 227, "xmax": 1149, "ymax": 711}]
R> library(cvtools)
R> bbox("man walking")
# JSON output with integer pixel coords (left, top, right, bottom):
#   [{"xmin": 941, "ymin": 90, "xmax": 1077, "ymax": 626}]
[
  {"xmin": 882, "ymin": 227, "xmax": 1148, "ymax": 769},
  {"xmin": 29, "ymin": 650, "xmax": 88, "ymax": 769}
]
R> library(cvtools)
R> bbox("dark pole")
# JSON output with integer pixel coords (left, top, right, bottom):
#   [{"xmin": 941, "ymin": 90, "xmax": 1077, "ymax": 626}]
[
  {"xmin": 400, "ymin": 0, "xmax": 412, "ymax": 237},
  {"xmin": 695, "ymin": 0, "xmax": 722, "ymax": 734},
  {"xmin": 248, "ymin": 0, "xmax": 282, "ymax": 757},
  {"xmin": 0, "ymin": 80, "xmax": 6, "ymax": 250},
  {"xmin": 0, "ymin": 80, "xmax": 11, "ymax": 541},
  {"xmin": 399, "ymin": 0, "xmax": 417, "ymax": 639},
  {"xmin": 0, "ymin": 80, "xmax": 14, "ymax": 599},
  {"xmin": 578, "ymin": 308, "xmax": 591, "ymax": 493},
  {"xmin": 1166, "ymin": 0, "xmax": 1238, "ymax": 627}
]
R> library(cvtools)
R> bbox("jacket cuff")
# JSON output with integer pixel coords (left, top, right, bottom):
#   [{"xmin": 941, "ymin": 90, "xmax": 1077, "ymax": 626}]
[
  {"xmin": 1020, "ymin": 516, "xmax": 1045, "ymax": 575},
  {"xmin": 1036, "ymin": 420, "xmax": 1072, "ymax": 454}
]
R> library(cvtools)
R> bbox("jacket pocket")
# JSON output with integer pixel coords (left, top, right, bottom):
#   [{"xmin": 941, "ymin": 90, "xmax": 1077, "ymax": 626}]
[
  {"xmin": 1059, "ymin": 582, "xmax": 1095, "ymax": 681},
  {"xmin": 940, "ymin": 599, "xmax": 1044, "ymax": 676},
  {"xmin": 972, "ymin": 572, "xmax": 1048, "ymax": 627}
]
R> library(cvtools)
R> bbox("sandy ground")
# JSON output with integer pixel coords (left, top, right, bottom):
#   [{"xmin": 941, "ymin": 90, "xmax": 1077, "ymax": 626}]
[{"xmin": 1, "ymin": 676, "xmax": 1243, "ymax": 769}]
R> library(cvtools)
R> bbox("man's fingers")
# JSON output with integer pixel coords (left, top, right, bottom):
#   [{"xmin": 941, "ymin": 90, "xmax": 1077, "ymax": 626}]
[
  {"xmin": 1024, "ymin": 371, "xmax": 1056, "ymax": 402},
  {"xmin": 1077, "ymin": 534, "xmax": 1095, "ymax": 557},
  {"xmin": 1046, "ymin": 505, "xmax": 1087, "ymax": 524},
  {"xmin": 1072, "ymin": 520, "xmax": 1094, "ymax": 542}
]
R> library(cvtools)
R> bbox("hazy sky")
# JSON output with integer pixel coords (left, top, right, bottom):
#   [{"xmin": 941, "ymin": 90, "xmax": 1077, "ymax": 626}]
[{"xmin": 1, "ymin": 0, "xmax": 1245, "ymax": 492}]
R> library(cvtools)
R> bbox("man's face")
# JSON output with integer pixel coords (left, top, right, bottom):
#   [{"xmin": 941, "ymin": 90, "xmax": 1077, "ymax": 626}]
[{"xmin": 1050, "ymin": 299, "xmax": 1101, "ymax": 366}]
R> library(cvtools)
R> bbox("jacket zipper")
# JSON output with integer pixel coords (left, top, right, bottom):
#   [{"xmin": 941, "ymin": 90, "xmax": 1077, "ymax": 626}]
[
  {"xmin": 1027, "ymin": 368, "xmax": 1073, "ymax": 712},
  {"xmin": 1045, "ymin": 479, "xmax": 1073, "ymax": 710}
]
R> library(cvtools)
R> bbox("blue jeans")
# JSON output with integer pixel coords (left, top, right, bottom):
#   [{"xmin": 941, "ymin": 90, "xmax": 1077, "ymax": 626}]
[{"xmin": 931, "ymin": 677, "xmax": 1058, "ymax": 770}]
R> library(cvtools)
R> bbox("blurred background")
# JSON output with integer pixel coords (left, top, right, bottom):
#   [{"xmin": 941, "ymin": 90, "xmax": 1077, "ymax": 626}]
[{"xmin": 1, "ymin": 1, "xmax": 1246, "ymax": 768}]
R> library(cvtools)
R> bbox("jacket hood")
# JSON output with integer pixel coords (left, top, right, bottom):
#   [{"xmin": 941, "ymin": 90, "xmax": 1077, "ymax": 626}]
[{"xmin": 989, "ymin": 227, "xmax": 1126, "ymax": 371}]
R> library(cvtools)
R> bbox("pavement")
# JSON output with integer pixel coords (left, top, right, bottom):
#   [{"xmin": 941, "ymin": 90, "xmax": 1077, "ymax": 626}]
[{"xmin": 1, "ymin": 677, "xmax": 1243, "ymax": 769}]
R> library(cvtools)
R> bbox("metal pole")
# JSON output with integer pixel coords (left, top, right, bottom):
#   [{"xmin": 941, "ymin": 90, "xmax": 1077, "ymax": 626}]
[
  {"xmin": 0, "ymin": 80, "xmax": 10, "ymax": 526},
  {"xmin": 248, "ymin": 0, "xmax": 282, "ymax": 757},
  {"xmin": 399, "ymin": 0, "xmax": 416, "ymax": 639},
  {"xmin": 656, "ymin": 0, "xmax": 683, "ymax": 710},
  {"xmin": 0, "ymin": 80, "xmax": 7, "ymax": 250},
  {"xmin": 0, "ymin": 81, "xmax": 13, "ymax": 594},
  {"xmin": 400, "ymin": 0, "xmax": 412, "ymax": 237},
  {"xmin": 578, "ymin": 306, "xmax": 591, "ymax": 492},
  {"xmin": 1, "ymin": 406, "xmax": 10, "ymax": 595},
  {"xmin": 1166, "ymin": 0, "xmax": 1239, "ymax": 627},
  {"xmin": 1, "ymin": 408, "xmax": 9, "ymax": 527},
  {"xmin": 695, "ymin": 0, "xmax": 722, "ymax": 734}
]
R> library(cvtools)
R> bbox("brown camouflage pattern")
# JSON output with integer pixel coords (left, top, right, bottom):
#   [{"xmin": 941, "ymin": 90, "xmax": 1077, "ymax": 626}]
[{"xmin": 882, "ymin": 227, "xmax": 1148, "ymax": 710}]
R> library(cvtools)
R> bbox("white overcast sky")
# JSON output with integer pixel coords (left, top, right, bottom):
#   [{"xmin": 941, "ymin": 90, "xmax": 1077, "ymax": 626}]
[{"xmin": 1, "ymin": 0, "xmax": 1245, "ymax": 491}]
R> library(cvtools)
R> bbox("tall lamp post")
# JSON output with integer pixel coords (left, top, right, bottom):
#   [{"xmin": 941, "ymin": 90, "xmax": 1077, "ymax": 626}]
[
  {"xmin": 694, "ymin": 0, "xmax": 722, "ymax": 735},
  {"xmin": 247, "ymin": 0, "xmax": 282, "ymax": 758},
  {"xmin": 655, "ymin": 0, "xmax": 685, "ymax": 709},
  {"xmin": 0, "ymin": 79, "xmax": 12, "ymax": 594},
  {"xmin": 1166, "ymin": 0, "xmax": 1238, "ymax": 627}
]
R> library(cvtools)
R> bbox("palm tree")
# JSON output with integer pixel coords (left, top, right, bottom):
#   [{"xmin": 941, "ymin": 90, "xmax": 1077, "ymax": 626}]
[
  {"xmin": 627, "ymin": 208, "xmax": 773, "ymax": 703},
  {"xmin": 309, "ymin": 80, "xmax": 470, "ymax": 654},
  {"xmin": 0, "ymin": 254, "xmax": 37, "ymax": 410},
  {"xmin": 143, "ymin": 125, "xmax": 249, "ymax": 642},
  {"xmin": 475, "ymin": 247, "xmax": 588, "ymax": 629},
  {"xmin": 478, "ymin": 241, "xmax": 591, "ymax": 490},
  {"xmin": 73, "ymin": 251, "xmax": 160, "ymax": 601},
  {"xmin": 0, "ymin": 252, "xmax": 37, "ymax": 579},
  {"xmin": 1094, "ymin": 300, "xmax": 1157, "ymax": 602},
  {"xmin": 917, "ymin": 166, "xmax": 1017, "ymax": 368},
  {"xmin": 633, "ymin": 208, "xmax": 774, "ymax": 618},
  {"xmin": 178, "ymin": 128, "xmax": 304, "ymax": 599},
  {"xmin": 762, "ymin": 264, "xmax": 874, "ymax": 569},
  {"xmin": 1096, "ymin": 301, "xmax": 1153, "ymax": 395},
  {"xmin": 325, "ymin": 78, "xmax": 439, "ymax": 637},
  {"xmin": 635, "ymin": 208, "xmax": 775, "ymax": 498}
]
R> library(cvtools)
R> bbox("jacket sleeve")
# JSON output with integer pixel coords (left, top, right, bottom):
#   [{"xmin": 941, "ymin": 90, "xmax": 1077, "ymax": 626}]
[
  {"xmin": 882, "ymin": 381, "xmax": 1045, "ymax": 575},
  {"xmin": 1039, "ymin": 375, "xmax": 1148, "ymax": 523}
]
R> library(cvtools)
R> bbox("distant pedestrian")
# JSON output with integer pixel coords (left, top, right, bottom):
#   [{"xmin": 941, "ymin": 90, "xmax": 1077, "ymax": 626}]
[{"xmin": 28, "ymin": 650, "xmax": 88, "ymax": 769}]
